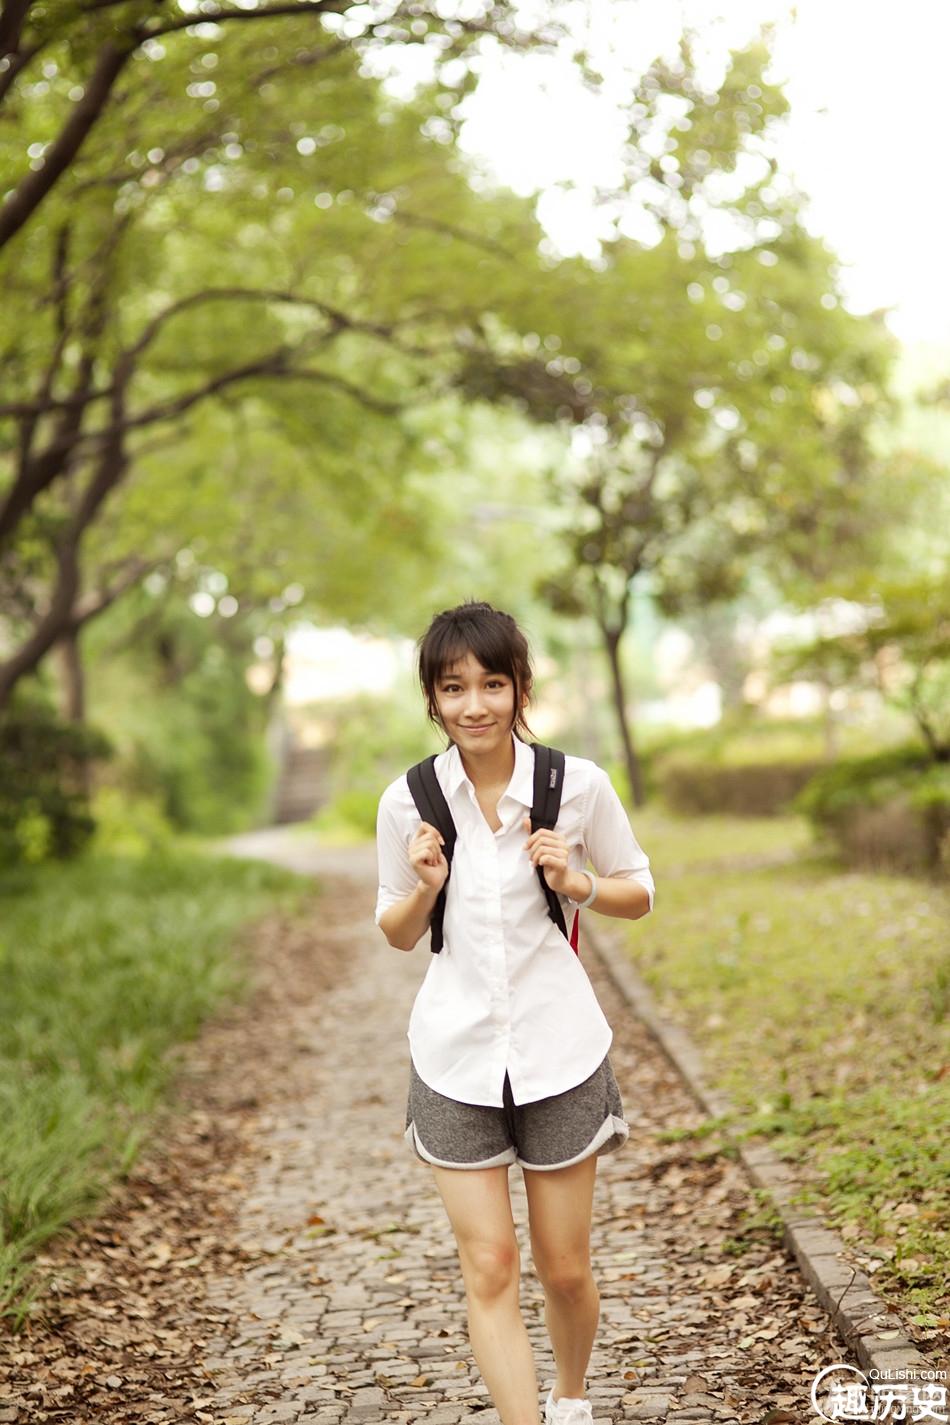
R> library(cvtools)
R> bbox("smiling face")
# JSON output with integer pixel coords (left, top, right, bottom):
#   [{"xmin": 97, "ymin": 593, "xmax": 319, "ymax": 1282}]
[{"xmin": 434, "ymin": 649, "xmax": 528, "ymax": 751}]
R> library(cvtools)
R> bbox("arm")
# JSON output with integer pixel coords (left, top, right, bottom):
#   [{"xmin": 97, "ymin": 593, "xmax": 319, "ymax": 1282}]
[
  {"xmin": 378, "ymin": 879, "xmax": 441, "ymax": 953},
  {"xmin": 577, "ymin": 765, "xmax": 655, "ymax": 921},
  {"xmin": 563, "ymin": 869, "xmax": 652, "ymax": 922},
  {"xmin": 374, "ymin": 786, "xmax": 448, "ymax": 952},
  {"xmin": 522, "ymin": 766, "xmax": 655, "ymax": 924}
]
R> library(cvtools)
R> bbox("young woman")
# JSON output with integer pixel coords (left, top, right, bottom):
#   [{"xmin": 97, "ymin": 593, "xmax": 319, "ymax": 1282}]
[{"xmin": 374, "ymin": 600, "xmax": 655, "ymax": 1425}]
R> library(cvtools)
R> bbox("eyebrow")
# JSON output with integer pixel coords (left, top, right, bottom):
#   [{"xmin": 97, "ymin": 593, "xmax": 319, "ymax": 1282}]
[{"xmin": 440, "ymin": 671, "xmax": 507, "ymax": 680}]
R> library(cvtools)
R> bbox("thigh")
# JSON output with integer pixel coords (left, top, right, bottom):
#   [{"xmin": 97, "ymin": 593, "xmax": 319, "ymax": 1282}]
[
  {"xmin": 523, "ymin": 1153, "xmax": 598, "ymax": 1281},
  {"xmin": 431, "ymin": 1163, "xmax": 521, "ymax": 1294}
]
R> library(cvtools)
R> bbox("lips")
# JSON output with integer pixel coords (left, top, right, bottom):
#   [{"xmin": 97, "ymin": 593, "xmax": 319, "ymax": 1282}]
[{"xmin": 462, "ymin": 725, "xmax": 494, "ymax": 733}]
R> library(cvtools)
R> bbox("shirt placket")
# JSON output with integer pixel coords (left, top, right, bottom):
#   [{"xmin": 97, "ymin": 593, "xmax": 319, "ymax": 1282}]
[{"xmin": 467, "ymin": 788, "xmax": 512, "ymax": 1090}]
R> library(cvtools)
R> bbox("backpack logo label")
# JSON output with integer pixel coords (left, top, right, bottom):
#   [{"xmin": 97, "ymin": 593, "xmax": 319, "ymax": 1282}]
[{"xmin": 549, "ymin": 769, "xmax": 557, "ymax": 788}]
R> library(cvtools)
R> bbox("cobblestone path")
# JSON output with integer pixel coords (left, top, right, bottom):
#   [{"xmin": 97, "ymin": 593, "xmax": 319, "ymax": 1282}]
[{"xmin": 198, "ymin": 830, "xmax": 860, "ymax": 1425}]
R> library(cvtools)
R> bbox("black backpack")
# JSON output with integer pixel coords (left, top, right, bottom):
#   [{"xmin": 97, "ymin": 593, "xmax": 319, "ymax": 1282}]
[{"xmin": 406, "ymin": 741, "xmax": 579, "ymax": 956}]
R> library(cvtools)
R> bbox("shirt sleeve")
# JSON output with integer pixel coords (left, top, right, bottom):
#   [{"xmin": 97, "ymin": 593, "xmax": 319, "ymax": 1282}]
[
  {"xmin": 582, "ymin": 765, "xmax": 655, "ymax": 912},
  {"xmin": 374, "ymin": 782, "xmax": 420, "ymax": 926}
]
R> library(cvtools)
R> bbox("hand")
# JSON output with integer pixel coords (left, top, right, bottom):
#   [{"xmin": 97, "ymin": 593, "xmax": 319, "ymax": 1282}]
[
  {"xmin": 521, "ymin": 813, "xmax": 573, "ymax": 895},
  {"xmin": 409, "ymin": 820, "xmax": 449, "ymax": 892}
]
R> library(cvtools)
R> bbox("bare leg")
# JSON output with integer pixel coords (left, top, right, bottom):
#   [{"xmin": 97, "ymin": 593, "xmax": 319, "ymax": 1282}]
[
  {"xmin": 430, "ymin": 1163, "xmax": 540, "ymax": 1425},
  {"xmin": 523, "ymin": 1153, "xmax": 600, "ymax": 1401}
]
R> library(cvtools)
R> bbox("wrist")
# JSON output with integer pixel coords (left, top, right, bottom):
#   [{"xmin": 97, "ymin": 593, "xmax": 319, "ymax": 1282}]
[
  {"xmin": 415, "ymin": 878, "xmax": 440, "ymax": 903},
  {"xmin": 568, "ymin": 869, "xmax": 596, "ymax": 906}
]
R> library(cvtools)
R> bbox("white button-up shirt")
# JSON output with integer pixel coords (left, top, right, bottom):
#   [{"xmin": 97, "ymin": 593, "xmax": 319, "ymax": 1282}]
[{"xmin": 375, "ymin": 732, "xmax": 655, "ymax": 1107}]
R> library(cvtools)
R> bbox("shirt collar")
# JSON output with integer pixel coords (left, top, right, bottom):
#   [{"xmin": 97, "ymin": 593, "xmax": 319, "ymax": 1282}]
[{"xmin": 441, "ymin": 730, "xmax": 536, "ymax": 807}]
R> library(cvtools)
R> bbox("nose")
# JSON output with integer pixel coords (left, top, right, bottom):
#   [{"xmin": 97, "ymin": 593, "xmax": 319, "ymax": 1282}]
[{"xmin": 463, "ymin": 690, "xmax": 487, "ymax": 717}]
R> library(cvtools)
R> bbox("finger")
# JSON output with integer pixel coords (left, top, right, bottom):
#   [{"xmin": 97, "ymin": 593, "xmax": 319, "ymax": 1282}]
[{"xmin": 538, "ymin": 851, "xmax": 567, "ymax": 868}]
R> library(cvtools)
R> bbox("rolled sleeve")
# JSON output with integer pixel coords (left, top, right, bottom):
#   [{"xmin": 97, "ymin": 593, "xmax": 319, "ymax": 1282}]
[
  {"xmin": 374, "ymin": 782, "xmax": 419, "ymax": 926},
  {"xmin": 583, "ymin": 766, "xmax": 655, "ymax": 912}
]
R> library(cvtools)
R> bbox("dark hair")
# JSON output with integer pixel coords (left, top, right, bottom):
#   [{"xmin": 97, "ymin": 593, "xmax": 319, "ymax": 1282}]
[{"xmin": 416, "ymin": 600, "xmax": 537, "ymax": 747}]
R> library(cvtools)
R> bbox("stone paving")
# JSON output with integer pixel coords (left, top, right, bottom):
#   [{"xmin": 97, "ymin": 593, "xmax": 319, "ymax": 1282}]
[{"xmin": 200, "ymin": 830, "xmax": 864, "ymax": 1424}]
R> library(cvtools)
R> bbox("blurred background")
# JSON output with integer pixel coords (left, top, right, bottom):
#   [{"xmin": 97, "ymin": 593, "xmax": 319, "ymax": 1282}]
[{"xmin": 1, "ymin": 0, "xmax": 947, "ymax": 1334}]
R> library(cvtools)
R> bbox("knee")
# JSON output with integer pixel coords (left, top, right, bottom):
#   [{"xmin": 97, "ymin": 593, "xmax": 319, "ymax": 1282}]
[
  {"xmin": 536, "ymin": 1259, "xmax": 596, "ymax": 1299},
  {"xmin": 461, "ymin": 1238, "xmax": 520, "ymax": 1302}
]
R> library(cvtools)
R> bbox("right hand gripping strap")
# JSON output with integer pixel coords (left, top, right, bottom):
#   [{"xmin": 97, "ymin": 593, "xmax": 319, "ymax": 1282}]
[{"xmin": 406, "ymin": 755, "xmax": 457, "ymax": 953}]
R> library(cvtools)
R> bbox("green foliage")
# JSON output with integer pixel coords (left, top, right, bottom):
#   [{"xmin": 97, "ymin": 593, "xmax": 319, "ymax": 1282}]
[
  {"xmin": 792, "ymin": 743, "xmax": 934, "ymax": 821},
  {"xmin": 661, "ymin": 760, "xmax": 825, "ymax": 817},
  {"xmin": 87, "ymin": 786, "xmax": 177, "ymax": 857},
  {"xmin": 307, "ymin": 684, "xmax": 439, "ymax": 838},
  {"xmin": 0, "ymin": 22, "xmax": 563, "ymax": 706},
  {"xmin": 651, "ymin": 710, "xmax": 835, "ymax": 768},
  {"xmin": 0, "ymin": 687, "xmax": 112, "ymax": 868},
  {"xmin": 768, "ymin": 566, "xmax": 950, "ymax": 765},
  {"xmin": 646, "ymin": 712, "xmax": 897, "ymax": 816},
  {"xmin": 84, "ymin": 587, "xmax": 277, "ymax": 836},
  {"xmin": 0, "ymin": 847, "xmax": 309, "ymax": 1325},
  {"xmin": 791, "ymin": 744, "xmax": 950, "ymax": 872}
]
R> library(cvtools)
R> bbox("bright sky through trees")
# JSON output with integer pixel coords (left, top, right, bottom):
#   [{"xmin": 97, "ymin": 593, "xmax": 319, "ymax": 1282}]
[{"xmin": 391, "ymin": 0, "xmax": 948, "ymax": 345}]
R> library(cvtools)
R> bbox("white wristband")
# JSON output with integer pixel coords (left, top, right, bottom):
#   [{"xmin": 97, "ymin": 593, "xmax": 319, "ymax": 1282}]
[{"xmin": 575, "ymin": 870, "xmax": 598, "ymax": 908}]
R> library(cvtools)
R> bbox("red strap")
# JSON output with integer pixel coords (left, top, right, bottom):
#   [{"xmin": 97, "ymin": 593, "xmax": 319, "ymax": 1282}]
[{"xmin": 570, "ymin": 908, "xmax": 579, "ymax": 955}]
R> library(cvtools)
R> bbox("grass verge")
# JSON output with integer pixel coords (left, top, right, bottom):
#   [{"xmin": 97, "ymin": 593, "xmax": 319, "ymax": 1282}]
[
  {"xmin": 623, "ymin": 807, "xmax": 950, "ymax": 1331},
  {"xmin": 0, "ymin": 846, "xmax": 310, "ymax": 1326}
]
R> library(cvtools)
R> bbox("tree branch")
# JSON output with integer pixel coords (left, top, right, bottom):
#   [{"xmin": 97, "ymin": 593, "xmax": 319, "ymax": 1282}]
[
  {"xmin": 140, "ymin": 0, "xmax": 351, "ymax": 43},
  {"xmin": 0, "ymin": 41, "xmax": 133, "ymax": 250},
  {"xmin": 0, "ymin": 1, "xmax": 356, "ymax": 250},
  {"xmin": 390, "ymin": 207, "xmax": 517, "ymax": 261},
  {"xmin": 66, "ymin": 554, "xmax": 162, "ymax": 632},
  {"xmin": 0, "ymin": 0, "xmax": 32, "ymax": 59}
]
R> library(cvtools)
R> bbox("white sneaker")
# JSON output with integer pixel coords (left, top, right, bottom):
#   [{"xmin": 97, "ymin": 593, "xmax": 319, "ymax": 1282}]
[{"xmin": 544, "ymin": 1385, "xmax": 594, "ymax": 1425}]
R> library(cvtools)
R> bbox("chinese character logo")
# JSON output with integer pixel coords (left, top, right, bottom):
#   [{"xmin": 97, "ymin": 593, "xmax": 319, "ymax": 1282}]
[{"xmin": 811, "ymin": 1363, "xmax": 948, "ymax": 1423}]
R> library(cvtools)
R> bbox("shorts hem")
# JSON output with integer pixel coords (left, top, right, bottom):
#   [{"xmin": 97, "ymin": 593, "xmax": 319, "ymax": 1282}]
[
  {"xmin": 404, "ymin": 1120, "xmax": 518, "ymax": 1170},
  {"xmin": 517, "ymin": 1112, "xmax": 630, "ymax": 1172}
]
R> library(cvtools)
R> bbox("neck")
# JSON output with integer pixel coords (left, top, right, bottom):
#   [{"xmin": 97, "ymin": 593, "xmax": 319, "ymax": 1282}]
[{"xmin": 457, "ymin": 729, "xmax": 517, "ymax": 791}]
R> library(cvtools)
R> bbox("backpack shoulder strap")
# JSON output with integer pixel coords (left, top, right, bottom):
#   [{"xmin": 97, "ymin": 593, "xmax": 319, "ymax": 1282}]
[
  {"xmin": 529, "ymin": 743, "xmax": 571, "ymax": 945},
  {"xmin": 405, "ymin": 754, "xmax": 456, "ymax": 954}
]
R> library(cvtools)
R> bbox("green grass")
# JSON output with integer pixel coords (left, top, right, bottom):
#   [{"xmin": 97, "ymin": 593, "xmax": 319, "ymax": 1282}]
[
  {"xmin": 622, "ymin": 807, "xmax": 950, "ymax": 1322},
  {"xmin": 628, "ymin": 804, "xmax": 816, "ymax": 869},
  {"xmin": 0, "ymin": 846, "xmax": 311, "ymax": 1329}
]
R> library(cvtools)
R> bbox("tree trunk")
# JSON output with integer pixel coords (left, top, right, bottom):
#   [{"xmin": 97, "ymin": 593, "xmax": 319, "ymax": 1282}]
[
  {"xmin": 57, "ymin": 626, "xmax": 86, "ymax": 723},
  {"xmin": 602, "ymin": 624, "xmax": 645, "ymax": 806},
  {"xmin": 0, "ymin": 537, "xmax": 82, "ymax": 711},
  {"xmin": 821, "ymin": 677, "xmax": 839, "ymax": 761},
  {"xmin": 56, "ymin": 626, "xmax": 92, "ymax": 797}
]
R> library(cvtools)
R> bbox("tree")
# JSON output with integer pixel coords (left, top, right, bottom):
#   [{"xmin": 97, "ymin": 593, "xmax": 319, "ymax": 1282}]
[
  {"xmin": 0, "ymin": 0, "xmax": 566, "ymax": 249},
  {"xmin": 443, "ymin": 27, "xmax": 899, "ymax": 802},
  {"xmin": 765, "ymin": 444, "xmax": 950, "ymax": 765},
  {"xmin": 0, "ymin": 14, "xmax": 574, "ymax": 712}
]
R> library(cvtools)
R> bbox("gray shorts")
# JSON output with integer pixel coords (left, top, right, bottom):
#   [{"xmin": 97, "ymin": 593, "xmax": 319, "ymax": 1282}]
[{"xmin": 404, "ymin": 1054, "xmax": 629, "ymax": 1171}]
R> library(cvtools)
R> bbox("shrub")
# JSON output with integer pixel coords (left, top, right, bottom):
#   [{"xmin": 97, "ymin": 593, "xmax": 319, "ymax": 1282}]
[
  {"xmin": 792, "ymin": 745, "xmax": 950, "ymax": 873},
  {"xmin": 660, "ymin": 760, "xmax": 826, "ymax": 816},
  {"xmin": 303, "ymin": 687, "xmax": 438, "ymax": 836},
  {"xmin": 0, "ymin": 689, "xmax": 112, "ymax": 868}
]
